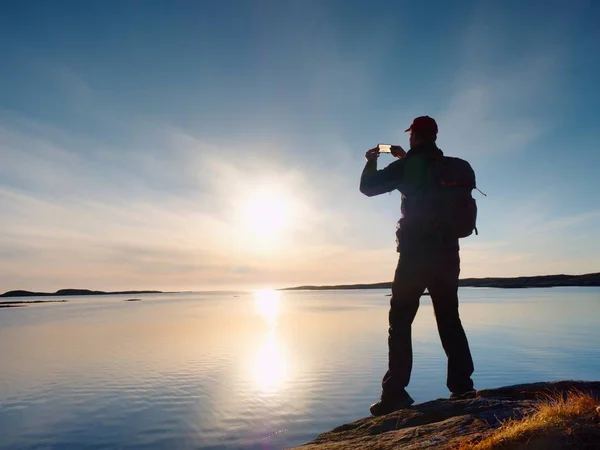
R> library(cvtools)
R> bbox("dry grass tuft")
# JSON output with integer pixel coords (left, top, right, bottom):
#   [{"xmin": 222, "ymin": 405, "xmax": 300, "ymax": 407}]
[{"xmin": 457, "ymin": 390, "xmax": 600, "ymax": 450}]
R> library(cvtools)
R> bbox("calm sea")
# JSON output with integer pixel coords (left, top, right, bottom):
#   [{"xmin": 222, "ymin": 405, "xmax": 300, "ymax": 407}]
[{"xmin": 1, "ymin": 287, "xmax": 599, "ymax": 449}]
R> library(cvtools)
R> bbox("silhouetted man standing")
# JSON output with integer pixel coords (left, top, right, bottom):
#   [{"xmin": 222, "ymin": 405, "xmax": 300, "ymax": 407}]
[{"xmin": 360, "ymin": 116, "xmax": 475, "ymax": 416}]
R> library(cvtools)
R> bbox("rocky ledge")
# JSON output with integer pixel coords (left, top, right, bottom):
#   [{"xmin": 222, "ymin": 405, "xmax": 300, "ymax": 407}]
[{"xmin": 295, "ymin": 381, "xmax": 600, "ymax": 449}]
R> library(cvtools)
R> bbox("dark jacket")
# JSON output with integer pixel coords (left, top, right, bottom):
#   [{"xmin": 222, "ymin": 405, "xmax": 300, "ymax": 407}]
[{"xmin": 360, "ymin": 143, "xmax": 459, "ymax": 254}]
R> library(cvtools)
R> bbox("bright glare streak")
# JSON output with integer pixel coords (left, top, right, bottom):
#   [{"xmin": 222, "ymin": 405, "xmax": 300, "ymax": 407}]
[
  {"xmin": 253, "ymin": 330, "xmax": 287, "ymax": 393},
  {"xmin": 253, "ymin": 289, "xmax": 280, "ymax": 327}
]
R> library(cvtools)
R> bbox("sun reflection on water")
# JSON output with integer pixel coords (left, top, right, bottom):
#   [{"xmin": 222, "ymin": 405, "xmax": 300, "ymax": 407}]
[
  {"xmin": 253, "ymin": 329, "xmax": 287, "ymax": 392},
  {"xmin": 254, "ymin": 289, "xmax": 280, "ymax": 327},
  {"xmin": 252, "ymin": 289, "xmax": 288, "ymax": 392}
]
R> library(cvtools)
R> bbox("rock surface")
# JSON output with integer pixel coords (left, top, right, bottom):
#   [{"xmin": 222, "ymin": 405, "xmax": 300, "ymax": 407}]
[{"xmin": 294, "ymin": 381, "xmax": 600, "ymax": 450}]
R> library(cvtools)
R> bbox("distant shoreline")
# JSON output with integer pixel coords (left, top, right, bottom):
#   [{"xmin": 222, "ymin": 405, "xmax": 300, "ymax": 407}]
[
  {"xmin": 281, "ymin": 272, "xmax": 600, "ymax": 291},
  {"xmin": 0, "ymin": 289, "xmax": 163, "ymax": 298},
  {"xmin": 3, "ymin": 272, "xmax": 599, "ymax": 297}
]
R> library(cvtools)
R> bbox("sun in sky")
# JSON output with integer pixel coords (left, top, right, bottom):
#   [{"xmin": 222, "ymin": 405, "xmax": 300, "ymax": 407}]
[
  {"xmin": 236, "ymin": 185, "xmax": 300, "ymax": 251},
  {"xmin": 242, "ymin": 190, "xmax": 290, "ymax": 235}
]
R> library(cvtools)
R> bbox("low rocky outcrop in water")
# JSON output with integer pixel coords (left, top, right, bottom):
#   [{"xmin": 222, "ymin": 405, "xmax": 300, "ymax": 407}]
[
  {"xmin": 0, "ymin": 300, "xmax": 67, "ymax": 308},
  {"xmin": 295, "ymin": 381, "xmax": 600, "ymax": 449},
  {"xmin": 0, "ymin": 289, "xmax": 163, "ymax": 298}
]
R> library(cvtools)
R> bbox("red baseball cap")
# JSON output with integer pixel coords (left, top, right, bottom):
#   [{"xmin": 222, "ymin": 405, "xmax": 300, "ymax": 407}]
[{"xmin": 405, "ymin": 116, "xmax": 438, "ymax": 135}]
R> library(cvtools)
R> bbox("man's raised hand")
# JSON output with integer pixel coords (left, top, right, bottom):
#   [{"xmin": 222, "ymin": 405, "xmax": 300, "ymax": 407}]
[
  {"xmin": 390, "ymin": 145, "xmax": 407, "ymax": 159},
  {"xmin": 365, "ymin": 146, "xmax": 380, "ymax": 161}
]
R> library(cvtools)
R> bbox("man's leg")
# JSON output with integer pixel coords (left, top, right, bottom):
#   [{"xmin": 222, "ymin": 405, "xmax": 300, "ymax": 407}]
[
  {"xmin": 427, "ymin": 253, "xmax": 475, "ymax": 394},
  {"xmin": 381, "ymin": 254, "xmax": 427, "ymax": 400}
]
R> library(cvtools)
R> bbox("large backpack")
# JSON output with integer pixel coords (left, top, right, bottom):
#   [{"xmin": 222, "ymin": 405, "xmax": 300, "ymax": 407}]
[{"xmin": 403, "ymin": 155, "xmax": 478, "ymax": 238}]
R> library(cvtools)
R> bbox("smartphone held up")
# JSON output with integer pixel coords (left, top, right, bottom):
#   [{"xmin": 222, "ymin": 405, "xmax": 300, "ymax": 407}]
[{"xmin": 377, "ymin": 144, "xmax": 406, "ymax": 158}]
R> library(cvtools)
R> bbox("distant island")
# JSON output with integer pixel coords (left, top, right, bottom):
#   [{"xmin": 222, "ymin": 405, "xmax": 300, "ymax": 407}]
[
  {"xmin": 0, "ymin": 289, "xmax": 163, "ymax": 298},
  {"xmin": 282, "ymin": 272, "xmax": 600, "ymax": 291}
]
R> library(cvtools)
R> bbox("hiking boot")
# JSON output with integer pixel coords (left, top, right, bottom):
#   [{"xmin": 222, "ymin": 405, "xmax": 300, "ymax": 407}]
[
  {"xmin": 450, "ymin": 389, "xmax": 476, "ymax": 400},
  {"xmin": 370, "ymin": 391, "xmax": 414, "ymax": 416}
]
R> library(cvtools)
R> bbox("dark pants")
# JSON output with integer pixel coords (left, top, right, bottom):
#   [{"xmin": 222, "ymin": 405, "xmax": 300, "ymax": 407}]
[{"xmin": 382, "ymin": 251, "xmax": 474, "ymax": 399}]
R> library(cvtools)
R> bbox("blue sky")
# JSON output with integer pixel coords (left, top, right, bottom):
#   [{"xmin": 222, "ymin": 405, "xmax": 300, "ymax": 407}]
[{"xmin": 1, "ymin": 0, "xmax": 599, "ymax": 291}]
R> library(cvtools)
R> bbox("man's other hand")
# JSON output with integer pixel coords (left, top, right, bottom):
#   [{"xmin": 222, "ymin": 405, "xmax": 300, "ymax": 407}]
[
  {"xmin": 365, "ymin": 147, "xmax": 380, "ymax": 161},
  {"xmin": 390, "ymin": 145, "xmax": 407, "ymax": 159}
]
